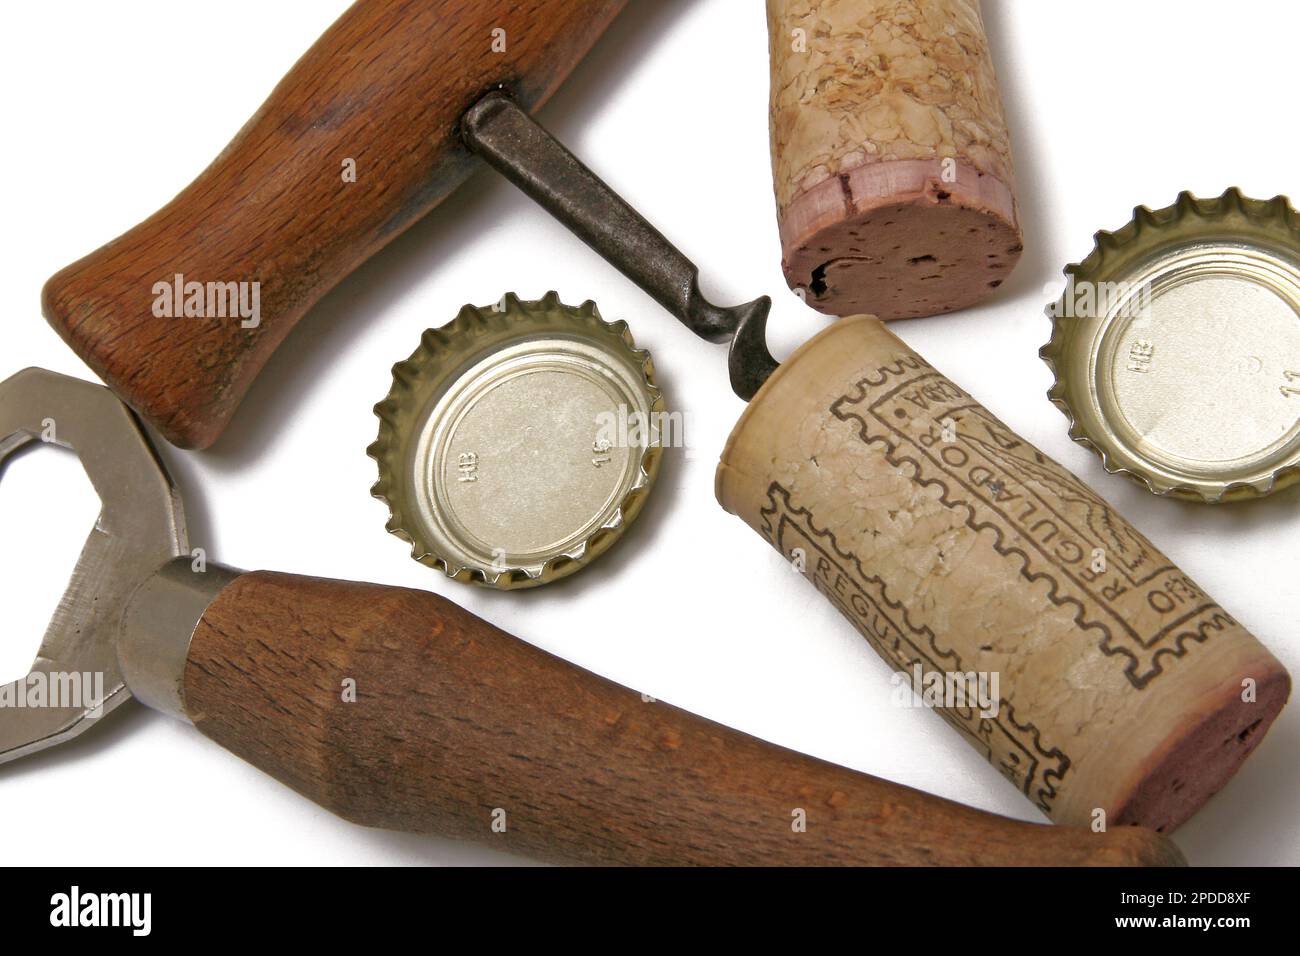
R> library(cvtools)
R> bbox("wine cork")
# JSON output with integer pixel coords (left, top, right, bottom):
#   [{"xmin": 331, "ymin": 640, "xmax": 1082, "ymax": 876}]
[
  {"xmin": 767, "ymin": 0, "xmax": 1022, "ymax": 318},
  {"xmin": 716, "ymin": 316, "xmax": 1289, "ymax": 832}
]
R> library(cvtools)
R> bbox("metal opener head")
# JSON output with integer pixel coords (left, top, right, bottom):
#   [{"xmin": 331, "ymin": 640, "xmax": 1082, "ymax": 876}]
[{"xmin": 0, "ymin": 368, "xmax": 187, "ymax": 764}]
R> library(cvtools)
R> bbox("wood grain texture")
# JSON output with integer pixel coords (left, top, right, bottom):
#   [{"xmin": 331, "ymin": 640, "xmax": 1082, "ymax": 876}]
[
  {"xmin": 183, "ymin": 571, "xmax": 1186, "ymax": 866},
  {"xmin": 42, "ymin": 0, "xmax": 625, "ymax": 449},
  {"xmin": 767, "ymin": 0, "xmax": 1022, "ymax": 318}
]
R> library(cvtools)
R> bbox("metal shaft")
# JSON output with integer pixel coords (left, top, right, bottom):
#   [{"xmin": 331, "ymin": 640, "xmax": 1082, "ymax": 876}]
[{"xmin": 461, "ymin": 92, "xmax": 778, "ymax": 400}]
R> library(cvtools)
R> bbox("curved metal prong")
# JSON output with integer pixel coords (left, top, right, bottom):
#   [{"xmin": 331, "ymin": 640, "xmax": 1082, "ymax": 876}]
[{"xmin": 727, "ymin": 296, "xmax": 780, "ymax": 400}]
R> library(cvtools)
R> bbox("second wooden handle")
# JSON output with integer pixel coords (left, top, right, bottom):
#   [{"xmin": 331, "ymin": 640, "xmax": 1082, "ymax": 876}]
[
  {"xmin": 42, "ymin": 0, "xmax": 625, "ymax": 449},
  {"xmin": 181, "ymin": 571, "xmax": 1184, "ymax": 866}
]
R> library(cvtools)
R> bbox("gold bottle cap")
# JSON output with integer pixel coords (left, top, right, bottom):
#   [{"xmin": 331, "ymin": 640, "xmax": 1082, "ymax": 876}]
[
  {"xmin": 370, "ymin": 293, "xmax": 663, "ymax": 588},
  {"xmin": 1042, "ymin": 188, "xmax": 1300, "ymax": 503}
]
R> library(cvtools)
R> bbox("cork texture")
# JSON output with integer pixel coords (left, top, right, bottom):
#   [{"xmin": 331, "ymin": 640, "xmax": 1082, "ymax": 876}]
[
  {"xmin": 716, "ymin": 317, "xmax": 1289, "ymax": 831},
  {"xmin": 768, "ymin": 0, "xmax": 1022, "ymax": 317}
]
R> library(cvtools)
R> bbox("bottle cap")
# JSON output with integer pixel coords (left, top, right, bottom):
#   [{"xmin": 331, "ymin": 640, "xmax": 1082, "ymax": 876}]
[
  {"xmin": 1042, "ymin": 189, "xmax": 1300, "ymax": 502},
  {"xmin": 370, "ymin": 293, "xmax": 663, "ymax": 588}
]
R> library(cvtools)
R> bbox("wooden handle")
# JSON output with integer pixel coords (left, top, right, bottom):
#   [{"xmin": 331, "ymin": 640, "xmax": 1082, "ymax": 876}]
[
  {"xmin": 181, "ymin": 571, "xmax": 1185, "ymax": 866},
  {"xmin": 42, "ymin": 0, "xmax": 625, "ymax": 450},
  {"xmin": 766, "ymin": 0, "xmax": 1022, "ymax": 319}
]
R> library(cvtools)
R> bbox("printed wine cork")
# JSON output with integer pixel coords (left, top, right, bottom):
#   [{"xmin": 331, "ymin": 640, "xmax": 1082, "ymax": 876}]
[
  {"xmin": 716, "ymin": 316, "xmax": 1289, "ymax": 832},
  {"xmin": 767, "ymin": 0, "xmax": 1022, "ymax": 318}
]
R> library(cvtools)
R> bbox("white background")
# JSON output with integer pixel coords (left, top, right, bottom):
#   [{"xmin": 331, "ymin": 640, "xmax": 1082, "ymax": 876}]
[{"xmin": 1, "ymin": 0, "xmax": 1296, "ymax": 866}]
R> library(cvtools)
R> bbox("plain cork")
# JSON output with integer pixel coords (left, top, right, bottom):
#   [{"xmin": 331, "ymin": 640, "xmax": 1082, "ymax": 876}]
[
  {"xmin": 767, "ymin": 0, "xmax": 1022, "ymax": 318},
  {"xmin": 716, "ymin": 316, "xmax": 1289, "ymax": 832}
]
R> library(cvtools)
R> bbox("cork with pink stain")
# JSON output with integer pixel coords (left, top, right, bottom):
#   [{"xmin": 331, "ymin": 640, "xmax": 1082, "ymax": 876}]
[{"xmin": 768, "ymin": 0, "xmax": 1022, "ymax": 318}]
